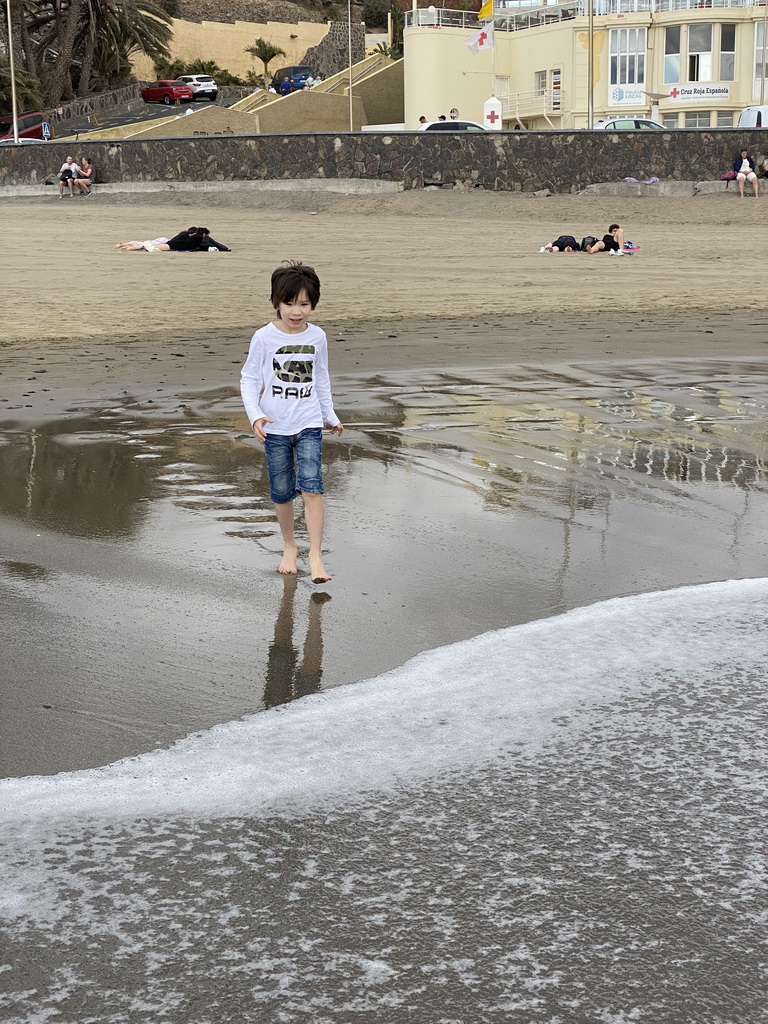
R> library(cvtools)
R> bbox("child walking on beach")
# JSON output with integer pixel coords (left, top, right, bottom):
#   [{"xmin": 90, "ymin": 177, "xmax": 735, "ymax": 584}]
[{"xmin": 240, "ymin": 262, "xmax": 344, "ymax": 583}]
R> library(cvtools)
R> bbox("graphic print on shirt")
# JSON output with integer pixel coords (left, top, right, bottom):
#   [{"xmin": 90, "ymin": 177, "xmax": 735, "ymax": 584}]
[{"xmin": 272, "ymin": 344, "xmax": 315, "ymax": 398}]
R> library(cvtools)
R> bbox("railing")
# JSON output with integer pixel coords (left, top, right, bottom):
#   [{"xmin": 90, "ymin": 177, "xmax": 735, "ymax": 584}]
[
  {"xmin": 502, "ymin": 89, "xmax": 565, "ymax": 120},
  {"xmin": 318, "ymin": 54, "xmax": 391, "ymax": 94},
  {"xmin": 406, "ymin": 8, "xmax": 481, "ymax": 28},
  {"xmin": 405, "ymin": 0, "xmax": 765, "ymax": 29}
]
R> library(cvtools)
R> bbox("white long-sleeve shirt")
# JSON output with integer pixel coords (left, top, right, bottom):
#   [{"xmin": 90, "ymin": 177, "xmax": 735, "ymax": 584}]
[{"xmin": 240, "ymin": 321, "xmax": 340, "ymax": 435}]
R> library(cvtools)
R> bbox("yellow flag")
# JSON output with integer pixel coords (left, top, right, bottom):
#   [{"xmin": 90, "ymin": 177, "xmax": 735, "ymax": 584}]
[{"xmin": 478, "ymin": 0, "xmax": 494, "ymax": 18}]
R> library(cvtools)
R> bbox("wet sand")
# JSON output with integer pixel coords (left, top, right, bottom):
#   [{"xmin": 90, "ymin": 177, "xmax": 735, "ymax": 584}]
[{"xmin": 1, "ymin": 190, "xmax": 768, "ymax": 778}]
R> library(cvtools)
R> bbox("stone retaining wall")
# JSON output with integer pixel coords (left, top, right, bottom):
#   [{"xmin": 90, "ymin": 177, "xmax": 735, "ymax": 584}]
[
  {"xmin": 46, "ymin": 85, "xmax": 145, "ymax": 125},
  {"xmin": 1, "ymin": 129, "xmax": 765, "ymax": 191}
]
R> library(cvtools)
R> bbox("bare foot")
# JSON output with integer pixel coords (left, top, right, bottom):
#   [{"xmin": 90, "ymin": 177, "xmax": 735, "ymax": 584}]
[
  {"xmin": 309, "ymin": 554, "xmax": 331, "ymax": 585},
  {"xmin": 278, "ymin": 545, "xmax": 298, "ymax": 575}
]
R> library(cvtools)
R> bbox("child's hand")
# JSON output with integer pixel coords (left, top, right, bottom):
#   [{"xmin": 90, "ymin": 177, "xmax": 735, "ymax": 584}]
[
  {"xmin": 329, "ymin": 423, "xmax": 344, "ymax": 437},
  {"xmin": 252, "ymin": 417, "xmax": 272, "ymax": 442}
]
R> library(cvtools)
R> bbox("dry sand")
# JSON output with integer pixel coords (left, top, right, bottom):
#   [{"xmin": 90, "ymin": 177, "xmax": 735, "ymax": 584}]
[
  {"xmin": 1, "ymin": 188, "xmax": 767, "ymax": 420},
  {"xmin": 2, "ymin": 187, "xmax": 768, "ymax": 352}
]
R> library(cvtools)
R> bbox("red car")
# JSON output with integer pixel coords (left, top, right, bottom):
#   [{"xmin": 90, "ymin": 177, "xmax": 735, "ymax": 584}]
[
  {"xmin": 140, "ymin": 80, "xmax": 194, "ymax": 105},
  {"xmin": 0, "ymin": 111, "xmax": 46, "ymax": 140}
]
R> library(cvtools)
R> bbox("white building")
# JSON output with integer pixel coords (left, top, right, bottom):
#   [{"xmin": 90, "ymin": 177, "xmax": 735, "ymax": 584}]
[{"xmin": 403, "ymin": 0, "xmax": 768, "ymax": 129}]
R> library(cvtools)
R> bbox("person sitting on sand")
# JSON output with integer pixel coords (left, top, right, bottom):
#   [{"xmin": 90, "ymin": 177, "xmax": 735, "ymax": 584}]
[
  {"xmin": 733, "ymin": 148, "xmax": 759, "ymax": 198},
  {"xmin": 543, "ymin": 234, "xmax": 581, "ymax": 252},
  {"xmin": 58, "ymin": 156, "xmax": 80, "ymax": 198},
  {"xmin": 74, "ymin": 157, "xmax": 95, "ymax": 195},
  {"xmin": 586, "ymin": 224, "xmax": 625, "ymax": 254}
]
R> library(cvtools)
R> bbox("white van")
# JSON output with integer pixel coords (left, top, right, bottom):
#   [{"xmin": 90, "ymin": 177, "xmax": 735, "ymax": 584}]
[{"xmin": 737, "ymin": 106, "xmax": 768, "ymax": 128}]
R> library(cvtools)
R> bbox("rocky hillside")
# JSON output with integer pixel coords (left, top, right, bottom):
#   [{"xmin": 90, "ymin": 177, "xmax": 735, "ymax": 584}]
[{"xmin": 176, "ymin": 0, "xmax": 329, "ymax": 24}]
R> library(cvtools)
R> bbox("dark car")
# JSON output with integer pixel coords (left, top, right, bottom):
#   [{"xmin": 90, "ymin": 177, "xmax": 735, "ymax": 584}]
[
  {"xmin": 140, "ymin": 80, "xmax": 195, "ymax": 105},
  {"xmin": 271, "ymin": 65, "xmax": 315, "ymax": 91},
  {"xmin": 0, "ymin": 111, "xmax": 46, "ymax": 140},
  {"xmin": 418, "ymin": 120, "xmax": 488, "ymax": 131}
]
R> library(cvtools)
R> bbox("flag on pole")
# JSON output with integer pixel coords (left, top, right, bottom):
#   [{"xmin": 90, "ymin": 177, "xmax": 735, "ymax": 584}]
[
  {"xmin": 466, "ymin": 23, "xmax": 494, "ymax": 54},
  {"xmin": 478, "ymin": 0, "xmax": 494, "ymax": 19}
]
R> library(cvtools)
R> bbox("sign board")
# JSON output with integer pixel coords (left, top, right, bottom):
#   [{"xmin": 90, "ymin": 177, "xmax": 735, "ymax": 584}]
[
  {"xmin": 483, "ymin": 96, "xmax": 503, "ymax": 130},
  {"xmin": 609, "ymin": 86, "xmax": 646, "ymax": 107},
  {"xmin": 41, "ymin": 121, "xmax": 52, "ymax": 139},
  {"xmin": 667, "ymin": 83, "xmax": 731, "ymax": 102}
]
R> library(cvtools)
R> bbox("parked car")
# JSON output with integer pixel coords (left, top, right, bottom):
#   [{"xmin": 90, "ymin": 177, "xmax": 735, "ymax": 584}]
[
  {"xmin": 177, "ymin": 74, "xmax": 218, "ymax": 101},
  {"xmin": 418, "ymin": 120, "xmax": 489, "ymax": 131},
  {"xmin": 737, "ymin": 106, "xmax": 768, "ymax": 128},
  {"xmin": 140, "ymin": 80, "xmax": 195, "ymax": 105},
  {"xmin": 271, "ymin": 65, "xmax": 315, "ymax": 91},
  {"xmin": 0, "ymin": 137, "xmax": 49, "ymax": 146},
  {"xmin": 594, "ymin": 117, "xmax": 665, "ymax": 130},
  {"xmin": 0, "ymin": 111, "xmax": 46, "ymax": 140}
]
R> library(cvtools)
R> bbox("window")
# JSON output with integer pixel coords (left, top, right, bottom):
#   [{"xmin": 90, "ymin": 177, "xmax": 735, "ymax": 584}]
[
  {"xmin": 720, "ymin": 24, "xmax": 735, "ymax": 81},
  {"xmin": 551, "ymin": 68, "xmax": 561, "ymax": 110},
  {"xmin": 662, "ymin": 113, "xmax": 680, "ymax": 128},
  {"xmin": 688, "ymin": 24, "xmax": 712, "ymax": 82},
  {"xmin": 665, "ymin": 26, "xmax": 680, "ymax": 84},
  {"xmin": 534, "ymin": 70, "xmax": 546, "ymax": 96},
  {"xmin": 609, "ymin": 28, "xmax": 647, "ymax": 86},
  {"xmin": 685, "ymin": 111, "xmax": 712, "ymax": 128},
  {"xmin": 756, "ymin": 21, "xmax": 768, "ymax": 95},
  {"xmin": 717, "ymin": 111, "xmax": 734, "ymax": 127}
]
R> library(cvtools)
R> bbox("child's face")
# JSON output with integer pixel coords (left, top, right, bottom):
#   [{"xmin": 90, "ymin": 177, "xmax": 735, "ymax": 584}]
[{"xmin": 276, "ymin": 288, "xmax": 313, "ymax": 333}]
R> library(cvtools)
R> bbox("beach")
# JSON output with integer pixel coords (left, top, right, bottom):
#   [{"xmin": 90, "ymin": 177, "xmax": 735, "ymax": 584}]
[{"xmin": 1, "ymin": 188, "xmax": 767, "ymax": 1023}]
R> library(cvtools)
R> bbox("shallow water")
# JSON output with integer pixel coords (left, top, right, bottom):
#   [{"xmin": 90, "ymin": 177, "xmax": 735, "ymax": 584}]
[
  {"xmin": 1, "ymin": 357, "xmax": 766, "ymax": 777},
  {"xmin": 1, "ymin": 357, "xmax": 767, "ymax": 1023}
]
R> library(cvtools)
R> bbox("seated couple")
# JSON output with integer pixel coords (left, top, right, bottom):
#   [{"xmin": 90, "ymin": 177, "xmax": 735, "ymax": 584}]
[
  {"xmin": 543, "ymin": 224, "xmax": 626, "ymax": 254},
  {"xmin": 114, "ymin": 226, "xmax": 230, "ymax": 252}
]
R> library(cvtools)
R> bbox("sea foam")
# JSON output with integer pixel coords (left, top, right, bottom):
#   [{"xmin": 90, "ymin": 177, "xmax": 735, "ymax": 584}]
[{"xmin": 2, "ymin": 577, "xmax": 766, "ymax": 825}]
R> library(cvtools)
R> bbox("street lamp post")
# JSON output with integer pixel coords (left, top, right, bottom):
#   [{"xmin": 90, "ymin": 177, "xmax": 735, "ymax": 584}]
[
  {"xmin": 347, "ymin": 0, "xmax": 354, "ymax": 130},
  {"xmin": 761, "ymin": 2, "xmax": 768, "ymax": 106},
  {"xmin": 5, "ymin": 0, "xmax": 20, "ymax": 144},
  {"xmin": 587, "ymin": 0, "xmax": 594, "ymax": 128}
]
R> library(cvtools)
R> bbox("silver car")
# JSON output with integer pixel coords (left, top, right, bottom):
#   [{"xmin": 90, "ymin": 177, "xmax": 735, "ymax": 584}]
[{"xmin": 594, "ymin": 117, "xmax": 665, "ymax": 130}]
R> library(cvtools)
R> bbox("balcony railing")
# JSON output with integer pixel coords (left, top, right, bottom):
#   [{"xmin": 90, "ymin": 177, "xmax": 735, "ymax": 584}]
[
  {"xmin": 405, "ymin": 0, "xmax": 766, "ymax": 30},
  {"xmin": 502, "ymin": 89, "xmax": 565, "ymax": 122}
]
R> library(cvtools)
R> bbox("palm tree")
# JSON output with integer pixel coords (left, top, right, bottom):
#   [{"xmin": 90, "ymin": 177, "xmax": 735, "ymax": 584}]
[
  {"xmin": 244, "ymin": 37, "xmax": 286, "ymax": 86},
  {"xmin": 4, "ymin": 0, "xmax": 171, "ymax": 105}
]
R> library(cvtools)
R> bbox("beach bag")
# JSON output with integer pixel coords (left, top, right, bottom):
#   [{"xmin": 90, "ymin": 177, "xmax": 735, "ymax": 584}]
[
  {"xmin": 580, "ymin": 236, "xmax": 598, "ymax": 251},
  {"xmin": 719, "ymin": 171, "xmax": 737, "ymax": 180}
]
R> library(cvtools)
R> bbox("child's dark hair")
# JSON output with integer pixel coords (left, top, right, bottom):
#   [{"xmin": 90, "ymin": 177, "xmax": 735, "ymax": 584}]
[
  {"xmin": 609, "ymin": 223, "xmax": 620, "ymax": 232},
  {"xmin": 271, "ymin": 261, "xmax": 320, "ymax": 310}
]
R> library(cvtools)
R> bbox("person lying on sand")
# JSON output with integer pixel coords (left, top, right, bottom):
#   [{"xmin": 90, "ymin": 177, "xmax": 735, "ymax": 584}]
[
  {"xmin": 114, "ymin": 227, "xmax": 231, "ymax": 252},
  {"xmin": 542, "ymin": 234, "xmax": 581, "ymax": 252}
]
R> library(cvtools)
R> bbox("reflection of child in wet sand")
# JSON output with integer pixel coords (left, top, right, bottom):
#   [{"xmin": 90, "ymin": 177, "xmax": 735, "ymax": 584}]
[
  {"xmin": 240, "ymin": 261, "xmax": 344, "ymax": 584},
  {"xmin": 263, "ymin": 577, "xmax": 331, "ymax": 708}
]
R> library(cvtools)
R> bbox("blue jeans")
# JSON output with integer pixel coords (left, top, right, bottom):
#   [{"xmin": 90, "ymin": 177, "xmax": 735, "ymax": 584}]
[{"xmin": 264, "ymin": 427, "xmax": 324, "ymax": 504}]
